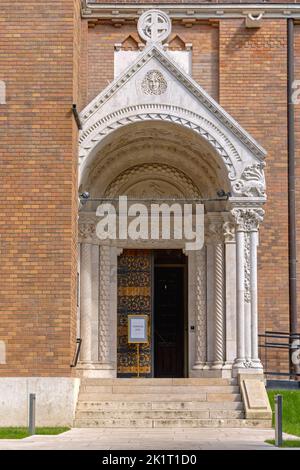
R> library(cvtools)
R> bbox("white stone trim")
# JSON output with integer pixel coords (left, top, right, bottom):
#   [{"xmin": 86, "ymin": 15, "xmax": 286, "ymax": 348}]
[{"xmin": 81, "ymin": 3, "xmax": 300, "ymax": 20}]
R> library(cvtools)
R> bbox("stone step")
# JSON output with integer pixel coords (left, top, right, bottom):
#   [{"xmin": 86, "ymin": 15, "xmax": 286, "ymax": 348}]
[
  {"xmin": 77, "ymin": 393, "xmax": 242, "ymax": 402},
  {"xmin": 80, "ymin": 378, "xmax": 237, "ymax": 386},
  {"xmin": 76, "ymin": 400, "xmax": 244, "ymax": 411},
  {"xmin": 75, "ymin": 410, "xmax": 245, "ymax": 420},
  {"xmin": 80, "ymin": 385, "xmax": 240, "ymax": 395},
  {"xmin": 73, "ymin": 418, "xmax": 271, "ymax": 428}
]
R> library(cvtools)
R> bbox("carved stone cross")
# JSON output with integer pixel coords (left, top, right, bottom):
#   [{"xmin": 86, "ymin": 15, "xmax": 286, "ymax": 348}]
[{"xmin": 138, "ymin": 10, "xmax": 171, "ymax": 45}]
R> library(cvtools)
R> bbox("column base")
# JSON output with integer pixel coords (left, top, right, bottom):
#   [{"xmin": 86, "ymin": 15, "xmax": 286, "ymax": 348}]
[
  {"xmin": 232, "ymin": 358, "xmax": 264, "ymax": 377},
  {"xmin": 76, "ymin": 361, "xmax": 116, "ymax": 378},
  {"xmin": 211, "ymin": 361, "xmax": 224, "ymax": 370},
  {"xmin": 192, "ymin": 362, "xmax": 206, "ymax": 370}
]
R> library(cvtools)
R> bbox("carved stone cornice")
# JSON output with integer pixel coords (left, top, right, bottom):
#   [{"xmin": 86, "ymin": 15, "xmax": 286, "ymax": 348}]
[
  {"xmin": 231, "ymin": 207, "xmax": 265, "ymax": 232},
  {"xmin": 81, "ymin": 3, "xmax": 300, "ymax": 21}
]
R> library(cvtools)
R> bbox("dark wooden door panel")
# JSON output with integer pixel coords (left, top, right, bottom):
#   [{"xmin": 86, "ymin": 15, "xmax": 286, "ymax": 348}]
[{"xmin": 154, "ymin": 267, "xmax": 184, "ymax": 378}]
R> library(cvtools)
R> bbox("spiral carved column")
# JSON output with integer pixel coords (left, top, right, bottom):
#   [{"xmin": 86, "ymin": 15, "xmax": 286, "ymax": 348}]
[
  {"xmin": 193, "ymin": 248, "xmax": 207, "ymax": 369},
  {"xmin": 214, "ymin": 243, "xmax": 225, "ymax": 366},
  {"xmin": 207, "ymin": 214, "xmax": 225, "ymax": 370}
]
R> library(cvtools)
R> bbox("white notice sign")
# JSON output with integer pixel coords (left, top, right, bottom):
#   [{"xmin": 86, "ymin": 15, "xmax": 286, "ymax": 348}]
[{"xmin": 128, "ymin": 315, "xmax": 148, "ymax": 343}]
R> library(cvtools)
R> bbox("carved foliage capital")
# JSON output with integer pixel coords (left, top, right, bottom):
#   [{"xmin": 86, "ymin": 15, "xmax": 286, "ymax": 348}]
[{"xmin": 231, "ymin": 207, "xmax": 264, "ymax": 232}]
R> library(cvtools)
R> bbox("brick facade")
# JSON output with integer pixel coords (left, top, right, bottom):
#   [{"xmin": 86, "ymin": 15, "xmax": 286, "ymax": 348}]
[
  {"xmin": 0, "ymin": 1, "xmax": 80, "ymax": 377},
  {"xmin": 0, "ymin": 2, "xmax": 299, "ymax": 377}
]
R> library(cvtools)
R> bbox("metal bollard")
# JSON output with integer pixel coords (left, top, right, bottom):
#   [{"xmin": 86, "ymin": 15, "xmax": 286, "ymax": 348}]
[
  {"xmin": 28, "ymin": 393, "xmax": 36, "ymax": 436},
  {"xmin": 275, "ymin": 394, "xmax": 283, "ymax": 447}
]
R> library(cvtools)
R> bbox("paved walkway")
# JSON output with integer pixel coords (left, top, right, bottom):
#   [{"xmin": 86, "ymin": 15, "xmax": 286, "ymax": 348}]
[{"xmin": 0, "ymin": 427, "xmax": 296, "ymax": 450}]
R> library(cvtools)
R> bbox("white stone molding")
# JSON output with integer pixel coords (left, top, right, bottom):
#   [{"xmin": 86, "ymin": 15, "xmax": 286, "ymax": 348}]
[
  {"xmin": 81, "ymin": 4, "xmax": 300, "ymax": 21},
  {"xmin": 79, "ymin": 105, "xmax": 240, "ymax": 184},
  {"xmin": 192, "ymin": 248, "xmax": 207, "ymax": 370}
]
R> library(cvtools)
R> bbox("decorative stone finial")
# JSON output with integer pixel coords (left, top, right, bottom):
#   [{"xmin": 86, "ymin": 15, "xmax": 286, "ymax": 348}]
[{"xmin": 137, "ymin": 10, "xmax": 171, "ymax": 45}]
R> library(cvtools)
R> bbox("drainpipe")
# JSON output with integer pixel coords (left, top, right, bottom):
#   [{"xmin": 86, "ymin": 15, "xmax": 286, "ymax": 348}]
[{"xmin": 287, "ymin": 18, "xmax": 298, "ymax": 377}]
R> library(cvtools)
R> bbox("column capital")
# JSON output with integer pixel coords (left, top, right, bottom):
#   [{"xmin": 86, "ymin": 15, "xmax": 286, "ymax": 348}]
[
  {"xmin": 230, "ymin": 207, "xmax": 264, "ymax": 232},
  {"xmin": 206, "ymin": 212, "xmax": 224, "ymax": 244},
  {"xmin": 79, "ymin": 221, "xmax": 96, "ymax": 241},
  {"xmin": 222, "ymin": 212, "xmax": 236, "ymax": 243}
]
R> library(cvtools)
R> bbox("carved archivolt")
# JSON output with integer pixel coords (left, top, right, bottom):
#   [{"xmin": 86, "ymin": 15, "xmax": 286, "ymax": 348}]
[
  {"xmin": 104, "ymin": 163, "xmax": 201, "ymax": 198},
  {"xmin": 79, "ymin": 104, "xmax": 241, "ymax": 182}
]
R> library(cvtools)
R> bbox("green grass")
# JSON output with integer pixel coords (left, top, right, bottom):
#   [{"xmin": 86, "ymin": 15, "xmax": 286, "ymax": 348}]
[
  {"xmin": 267, "ymin": 390, "xmax": 300, "ymax": 438},
  {"xmin": 266, "ymin": 389, "xmax": 300, "ymax": 447},
  {"xmin": 0, "ymin": 427, "xmax": 70, "ymax": 439},
  {"xmin": 266, "ymin": 439, "xmax": 300, "ymax": 448}
]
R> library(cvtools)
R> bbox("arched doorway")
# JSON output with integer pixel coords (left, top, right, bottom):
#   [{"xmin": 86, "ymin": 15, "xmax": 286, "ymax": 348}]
[{"xmin": 76, "ymin": 21, "xmax": 266, "ymax": 378}]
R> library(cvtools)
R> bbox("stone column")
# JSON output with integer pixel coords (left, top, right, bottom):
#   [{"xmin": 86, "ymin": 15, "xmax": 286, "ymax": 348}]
[
  {"xmin": 231, "ymin": 207, "xmax": 264, "ymax": 372},
  {"xmin": 250, "ymin": 227, "xmax": 262, "ymax": 368},
  {"xmin": 208, "ymin": 214, "xmax": 225, "ymax": 369},
  {"xmin": 222, "ymin": 215, "xmax": 236, "ymax": 369},
  {"xmin": 192, "ymin": 247, "xmax": 207, "ymax": 370},
  {"xmin": 80, "ymin": 242, "xmax": 93, "ymax": 364}
]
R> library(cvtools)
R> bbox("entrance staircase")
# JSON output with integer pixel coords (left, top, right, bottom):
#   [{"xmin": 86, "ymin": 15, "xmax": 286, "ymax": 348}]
[{"xmin": 74, "ymin": 378, "xmax": 271, "ymax": 428}]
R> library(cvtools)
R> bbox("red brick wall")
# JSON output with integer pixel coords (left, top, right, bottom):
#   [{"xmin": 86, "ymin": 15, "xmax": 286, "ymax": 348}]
[
  {"xmin": 0, "ymin": 0, "xmax": 80, "ymax": 377},
  {"xmin": 293, "ymin": 24, "xmax": 300, "ymax": 373},
  {"xmin": 1, "ymin": 2, "xmax": 297, "ymax": 378},
  {"xmin": 219, "ymin": 19, "xmax": 289, "ymax": 371}
]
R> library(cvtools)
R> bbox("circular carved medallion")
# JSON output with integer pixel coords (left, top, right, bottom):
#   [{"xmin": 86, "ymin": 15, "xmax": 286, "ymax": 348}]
[
  {"xmin": 141, "ymin": 70, "xmax": 167, "ymax": 95},
  {"xmin": 137, "ymin": 10, "xmax": 171, "ymax": 44}
]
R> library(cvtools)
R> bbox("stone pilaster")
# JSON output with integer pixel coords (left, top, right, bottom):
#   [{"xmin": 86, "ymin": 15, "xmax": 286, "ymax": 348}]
[
  {"xmin": 98, "ymin": 245, "xmax": 114, "ymax": 368},
  {"xmin": 79, "ymin": 242, "xmax": 93, "ymax": 364}
]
